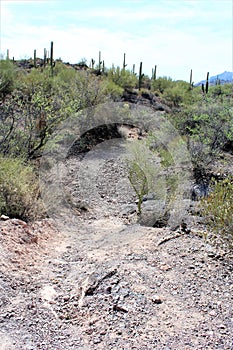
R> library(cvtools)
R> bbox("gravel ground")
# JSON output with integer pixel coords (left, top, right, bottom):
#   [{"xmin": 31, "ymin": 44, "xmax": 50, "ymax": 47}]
[{"xmin": 0, "ymin": 138, "xmax": 232, "ymax": 350}]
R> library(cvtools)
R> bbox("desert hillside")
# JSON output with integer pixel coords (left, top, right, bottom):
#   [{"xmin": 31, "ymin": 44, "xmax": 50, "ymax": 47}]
[{"xmin": 0, "ymin": 57, "xmax": 232, "ymax": 349}]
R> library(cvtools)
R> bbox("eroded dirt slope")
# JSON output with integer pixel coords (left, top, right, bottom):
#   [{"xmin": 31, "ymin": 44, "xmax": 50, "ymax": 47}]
[{"xmin": 0, "ymin": 136, "xmax": 232, "ymax": 350}]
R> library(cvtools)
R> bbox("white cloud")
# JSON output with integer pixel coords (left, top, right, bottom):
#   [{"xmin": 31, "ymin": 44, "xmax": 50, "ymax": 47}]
[{"xmin": 1, "ymin": 0, "xmax": 232, "ymax": 82}]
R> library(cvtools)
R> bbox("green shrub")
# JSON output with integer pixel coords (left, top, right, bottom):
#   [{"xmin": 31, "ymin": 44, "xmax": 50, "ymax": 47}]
[
  {"xmin": 126, "ymin": 141, "xmax": 165, "ymax": 214},
  {"xmin": 0, "ymin": 64, "xmax": 112, "ymax": 159},
  {"xmin": 169, "ymin": 95, "xmax": 233, "ymax": 173},
  {"xmin": 53, "ymin": 62, "xmax": 77, "ymax": 83},
  {"xmin": 0, "ymin": 157, "xmax": 42, "ymax": 221},
  {"xmin": 0, "ymin": 59, "xmax": 18, "ymax": 98},
  {"xmin": 0, "ymin": 88, "xmax": 54, "ymax": 159},
  {"xmin": 128, "ymin": 160, "xmax": 148, "ymax": 214},
  {"xmin": 151, "ymin": 76, "xmax": 173, "ymax": 94},
  {"xmin": 209, "ymin": 83, "xmax": 233, "ymax": 98},
  {"xmin": 200, "ymin": 176, "xmax": 233, "ymax": 250},
  {"xmin": 20, "ymin": 66, "xmax": 52, "ymax": 90},
  {"xmin": 151, "ymin": 78, "xmax": 198, "ymax": 107},
  {"xmin": 107, "ymin": 66, "xmax": 137, "ymax": 90},
  {"xmin": 101, "ymin": 79, "xmax": 124, "ymax": 100},
  {"xmin": 163, "ymin": 81, "xmax": 194, "ymax": 106}
]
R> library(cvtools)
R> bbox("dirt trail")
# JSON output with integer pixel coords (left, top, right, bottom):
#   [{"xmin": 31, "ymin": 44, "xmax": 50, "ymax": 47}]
[{"xmin": 0, "ymin": 138, "xmax": 232, "ymax": 350}]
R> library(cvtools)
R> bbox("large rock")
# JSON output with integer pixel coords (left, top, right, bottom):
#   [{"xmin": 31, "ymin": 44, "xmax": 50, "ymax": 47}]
[{"xmin": 139, "ymin": 199, "xmax": 167, "ymax": 227}]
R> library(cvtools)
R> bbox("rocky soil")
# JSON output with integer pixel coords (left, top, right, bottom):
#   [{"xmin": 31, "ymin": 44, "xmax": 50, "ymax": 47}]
[{"xmin": 0, "ymin": 135, "xmax": 233, "ymax": 350}]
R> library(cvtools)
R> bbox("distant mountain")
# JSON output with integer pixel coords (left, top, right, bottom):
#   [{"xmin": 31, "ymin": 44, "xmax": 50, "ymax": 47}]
[{"xmin": 195, "ymin": 71, "xmax": 233, "ymax": 86}]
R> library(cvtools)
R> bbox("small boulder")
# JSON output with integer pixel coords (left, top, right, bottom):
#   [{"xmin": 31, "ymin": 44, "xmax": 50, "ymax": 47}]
[{"xmin": 0, "ymin": 215, "xmax": 9, "ymax": 221}]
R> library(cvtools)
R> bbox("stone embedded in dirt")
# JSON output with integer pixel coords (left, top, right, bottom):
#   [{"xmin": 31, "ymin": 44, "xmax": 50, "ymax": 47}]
[
  {"xmin": 151, "ymin": 295, "xmax": 163, "ymax": 304},
  {"xmin": 218, "ymin": 324, "xmax": 226, "ymax": 329},
  {"xmin": 11, "ymin": 218, "xmax": 28, "ymax": 228},
  {"xmin": 105, "ymin": 286, "xmax": 112, "ymax": 294},
  {"xmin": 20, "ymin": 233, "xmax": 38, "ymax": 244},
  {"xmin": 113, "ymin": 304, "xmax": 128, "ymax": 313},
  {"xmin": 1, "ymin": 228, "xmax": 7, "ymax": 235},
  {"xmin": 0, "ymin": 215, "xmax": 9, "ymax": 221},
  {"xmin": 158, "ymin": 264, "xmax": 172, "ymax": 271}
]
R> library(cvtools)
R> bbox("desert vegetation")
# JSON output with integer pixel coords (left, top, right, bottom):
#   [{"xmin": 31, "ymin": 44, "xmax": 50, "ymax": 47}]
[{"xmin": 0, "ymin": 47, "xmax": 232, "ymax": 249}]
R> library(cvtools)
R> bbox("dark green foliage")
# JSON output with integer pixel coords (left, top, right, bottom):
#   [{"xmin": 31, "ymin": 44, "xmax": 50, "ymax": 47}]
[{"xmin": 77, "ymin": 58, "xmax": 88, "ymax": 67}]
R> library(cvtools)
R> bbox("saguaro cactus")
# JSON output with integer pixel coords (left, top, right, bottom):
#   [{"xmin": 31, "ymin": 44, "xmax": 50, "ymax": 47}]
[
  {"xmin": 205, "ymin": 71, "xmax": 209, "ymax": 94},
  {"xmin": 98, "ymin": 51, "xmax": 102, "ymax": 71},
  {"xmin": 139, "ymin": 62, "xmax": 144, "ymax": 90},
  {"xmin": 215, "ymin": 75, "xmax": 221, "ymax": 85},
  {"xmin": 132, "ymin": 64, "xmax": 135, "ymax": 75},
  {"xmin": 43, "ymin": 48, "xmax": 47, "ymax": 68},
  {"xmin": 202, "ymin": 72, "xmax": 209, "ymax": 94},
  {"xmin": 189, "ymin": 69, "xmax": 193, "ymax": 89},
  {"xmin": 34, "ymin": 49, "xmax": 37, "ymax": 68},
  {"xmin": 152, "ymin": 65, "xmax": 157, "ymax": 80},
  {"xmin": 123, "ymin": 53, "xmax": 127, "ymax": 70},
  {"xmin": 50, "ymin": 41, "xmax": 55, "ymax": 76},
  {"xmin": 91, "ymin": 58, "xmax": 95, "ymax": 69}
]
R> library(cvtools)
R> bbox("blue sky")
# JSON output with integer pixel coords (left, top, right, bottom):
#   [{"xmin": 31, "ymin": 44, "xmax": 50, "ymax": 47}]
[{"xmin": 0, "ymin": 0, "xmax": 232, "ymax": 82}]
